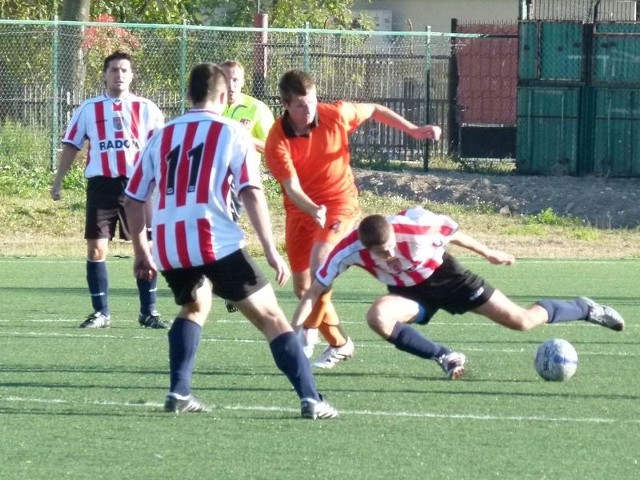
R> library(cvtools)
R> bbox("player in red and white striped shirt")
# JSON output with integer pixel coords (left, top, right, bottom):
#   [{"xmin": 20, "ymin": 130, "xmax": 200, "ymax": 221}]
[
  {"xmin": 293, "ymin": 206, "xmax": 625, "ymax": 380},
  {"xmin": 122, "ymin": 63, "xmax": 338, "ymax": 418},
  {"xmin": 50, "ymin": 51, "xmax": 167, "ymax": 330}
]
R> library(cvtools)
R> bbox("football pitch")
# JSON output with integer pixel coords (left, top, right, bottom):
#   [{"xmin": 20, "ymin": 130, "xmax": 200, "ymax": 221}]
[{"xmin": 0, "ymin": 256, "xmax": 638, "ymax": 479}]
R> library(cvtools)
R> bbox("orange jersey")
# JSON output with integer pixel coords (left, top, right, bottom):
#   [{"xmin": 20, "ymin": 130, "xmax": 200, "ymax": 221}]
[{"xmin": 265, "ymin": 101, "xmax": 371, "ymax": 214}]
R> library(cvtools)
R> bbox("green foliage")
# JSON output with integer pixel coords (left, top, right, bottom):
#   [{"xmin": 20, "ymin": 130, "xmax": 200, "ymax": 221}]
[
  {"xmin": 0, "ymin": 122, "xmax": 51, "ymax": 196},
  {"xmin": 0, "ymin": 0, "xmax": 58, "ymax": 20},
  {"xmin": 261, "ymin": 174, "xmax": 284, "ymax": 204},
  {"xmin": 92, "ymin": 0, "xmax": 199, "ymax": 24},
  {"xmin": 270, "ymin": 0, "xmax": 358, "ymax": 28},
  {"xmin": 0, "ymin": 121, "xmax": 86, "ymax": 199},
  {"xmin": 504, "ymin": 222, "xmax": 547, "ymax": 236},
  {"xmin": 0, "ymin": 0, "xmax": 205, "ymax": 24},
  {"xmin": 0, "ymin": 23, "xmax": 56, "ymax": 88},
  {"xmin": 572, "ymin": 229, "xmax": 601, "ymax": 241},
  {"xmin": 527, "ymin": 207, "xmax": 584, "ymax": 227},
  {"xmin": 0, "ymin": 0, "xmax": 366, "ymax": 29}
]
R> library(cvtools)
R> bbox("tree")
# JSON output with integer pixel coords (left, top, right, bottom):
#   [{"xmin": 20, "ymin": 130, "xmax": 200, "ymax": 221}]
[
  {"xmin": 1, "ymin": 0, "xmax": 363, "ymax": 28},
  {"xmin": 88, "ymin": 0, "xmax": 205, "ymax": 24},
  {"xmin": 0, "ymin": 0, "xmax": 58, "ymax": 19},
  {"xmin": 0, "ymin": 0, "xmax": 206, "ymax": 24},
  {"xmin": 269, "ymin": 0, "xmax": 359, "ymax": 28},
  {"xmin": 60, "ymin": 0, "xmax": 91, "ymax": 102}
]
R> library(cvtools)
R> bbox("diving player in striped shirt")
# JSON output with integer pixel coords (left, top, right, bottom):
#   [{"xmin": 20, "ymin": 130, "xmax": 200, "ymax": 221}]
[
  {"xmin": 50, "ymin": 51, "xmax": 167, "ymax": 329},
  {"xmin": 292, "ymin": 206, "xmax": 625, "ymax": 380}
]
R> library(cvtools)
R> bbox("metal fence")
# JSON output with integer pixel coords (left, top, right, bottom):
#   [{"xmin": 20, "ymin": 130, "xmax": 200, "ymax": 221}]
[
  {"xmin": 0, "ymin": 19, "xmax": 476, "ymax": 171},
  {"xmin": 524, "ymin": 0, "xmax": 638, "ymax": 21}
]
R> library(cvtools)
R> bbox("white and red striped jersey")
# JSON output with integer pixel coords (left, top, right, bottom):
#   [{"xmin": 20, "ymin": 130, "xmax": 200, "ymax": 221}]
[
  {"xmin": 316, "ymin": 207, "xmax": 459, "ymax": 287},
  {"xmin": 62, "ymin": 94, "xmax": 164, "ymax": 179},
  {"xmin": 125, "ymin": 109, "xmax": 262, "ymax": 271}
]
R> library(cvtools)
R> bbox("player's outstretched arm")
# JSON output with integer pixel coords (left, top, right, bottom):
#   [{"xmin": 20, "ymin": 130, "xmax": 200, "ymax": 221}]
[
  {"xmin": 369, "ymin": 104, "xmax": 442, "ymax": 141},
  {"xmin": 50, "ymin": 144, "xmax": 80, "ymax": 201},
  {"xmin": 240, "ymin": 186, "xmax": 291, "ymax": 287},
  {"xmin": 449, "ymin": 231, "xmax": 515, "ymax": 266}
]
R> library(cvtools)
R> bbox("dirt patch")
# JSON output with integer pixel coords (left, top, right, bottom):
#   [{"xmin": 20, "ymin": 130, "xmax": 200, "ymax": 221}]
[{"xmin": 354, "ymin": 168, "xmax": 640, "ymax": 229}]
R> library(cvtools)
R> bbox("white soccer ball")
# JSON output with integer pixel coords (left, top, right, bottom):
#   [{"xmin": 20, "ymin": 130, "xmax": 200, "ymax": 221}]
[{"xmin": 534, "ymin": 338, "xmax": 579, "ymax": 381}]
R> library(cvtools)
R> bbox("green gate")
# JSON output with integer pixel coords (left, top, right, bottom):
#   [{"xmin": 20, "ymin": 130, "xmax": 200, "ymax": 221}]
[{"xmin": 517, "ymin": 20, "xmax": 640, "ymax": 177}]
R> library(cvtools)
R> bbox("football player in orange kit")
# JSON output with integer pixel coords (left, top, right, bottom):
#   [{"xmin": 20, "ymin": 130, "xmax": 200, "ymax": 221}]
[{"xmin": 265, "ymin": 69, "xmax": 441, "ymax": 368}]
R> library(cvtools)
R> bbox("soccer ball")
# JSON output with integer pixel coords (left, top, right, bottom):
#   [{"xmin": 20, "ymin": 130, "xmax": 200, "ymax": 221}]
[{"xmin": 534, "ymin": 338, "xmax": 579, "ymax": 381}]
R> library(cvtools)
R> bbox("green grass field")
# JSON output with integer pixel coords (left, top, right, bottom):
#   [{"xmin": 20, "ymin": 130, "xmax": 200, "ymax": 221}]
[{"xmin": 0, "ymin": 256, "xmax": 638, "ymax": 480}]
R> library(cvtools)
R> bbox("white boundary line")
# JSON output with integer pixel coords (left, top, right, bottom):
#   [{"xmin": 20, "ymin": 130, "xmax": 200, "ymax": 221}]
[
  {"xmin": 0, "ymin": 330, "xmax": 637, "ymax": 356},
  {"xmin": 0, "ymin": 329, "xmax": 637, "ymax": 355},
  {"xmin": 2, "ymin": 395, "xmax": 638, "ymax": 424}
]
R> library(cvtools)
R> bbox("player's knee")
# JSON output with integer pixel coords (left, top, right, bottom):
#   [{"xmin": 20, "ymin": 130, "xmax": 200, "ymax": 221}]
[
  {"xmin": 509, "ymin": 313, "xmax": 537, "ymax": 331},
  {"xmin": 258, "ymin": 312, "xmax": 292, "ymax": 339},
  {"xmin": 365, "ymin": 308, "xmax": 388, "ymax": 334}
]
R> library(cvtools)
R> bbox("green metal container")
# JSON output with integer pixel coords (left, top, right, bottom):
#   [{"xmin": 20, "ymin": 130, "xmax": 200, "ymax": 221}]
[
  {"xmin": 593, "ymin": 88, "xmax": 640, "ymax": 176},
  {"xmin": 593, "ymin": 23, "xmax": 640, "ymax": 86},
  {"xmin": 516, "ymin": 86, "xmax": 580, "ymax": 175},
  {"xmin": 518, "ymin": 21, "xmax": 585, "ymax": 82}
]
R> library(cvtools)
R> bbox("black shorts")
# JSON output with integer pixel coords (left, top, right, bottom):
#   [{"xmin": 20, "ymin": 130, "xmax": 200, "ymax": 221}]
[
  {"xmin": 85, "ymin": 176, "xmax": 130, "ymax": 241},
  {"xmin": 161, "ymin": 248, "xmax": 269, "ymax": 305},
  {"xmin": 387, "ymin": 252, "xmax": 495, "ymax": 323}
]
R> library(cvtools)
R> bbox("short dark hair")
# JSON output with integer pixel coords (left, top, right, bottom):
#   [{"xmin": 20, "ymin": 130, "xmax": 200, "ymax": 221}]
[
  {"xmin": 278, "ymin": 69, "xmax": 315, "ymax": 103},
  {"xmin": 357, "ymin": 214, "xmax": 392, "ymax": 248},
  {"xmin": 188, "ymin": 62, "xmax": 227, "ymax": 104},
  {"xmin": 103, "ymin": 51, "xmax": 133, "ymax": 73}
]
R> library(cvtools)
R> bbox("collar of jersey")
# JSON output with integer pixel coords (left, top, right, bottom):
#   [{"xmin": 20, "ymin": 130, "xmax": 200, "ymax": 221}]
[{"xmin": 282, "ymin": 110, "xmax": 319, "ymax": 138}]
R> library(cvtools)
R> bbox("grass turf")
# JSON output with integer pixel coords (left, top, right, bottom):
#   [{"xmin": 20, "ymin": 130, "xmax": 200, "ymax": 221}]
[{"xmin": 0, "ymin": 256, "xmax": 638, "ymax": 479}]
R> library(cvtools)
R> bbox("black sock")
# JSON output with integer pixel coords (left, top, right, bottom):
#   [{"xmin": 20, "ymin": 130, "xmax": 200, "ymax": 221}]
[
  {"xmin": 86, "ymin": 260, "xmax": 109, "ymax": 315},
  {"xmin": 388, "ymin": 322, "xmax": 449, "ymax": 360},
  {"xmin": 168, "ymin": 318, "xmax": 201, "ymax": 396},
  {"xmin": 270, "ymin": 332, "xmax": 320, "ymax": 401},
  {"xmin": 536, "ymin": 299, "xmax": 588, "ymax": 323}
]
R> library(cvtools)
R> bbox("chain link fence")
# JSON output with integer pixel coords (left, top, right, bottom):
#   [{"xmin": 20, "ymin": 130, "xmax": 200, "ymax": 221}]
[{"xmin": 0, "ymin": 20, "xmax": 476, "ymax": 171}]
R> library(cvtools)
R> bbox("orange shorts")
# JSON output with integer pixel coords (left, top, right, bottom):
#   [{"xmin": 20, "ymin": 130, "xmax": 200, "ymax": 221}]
[{"xmin": 285, "ymin": 205, "xmax": 359, "ymax": 273}]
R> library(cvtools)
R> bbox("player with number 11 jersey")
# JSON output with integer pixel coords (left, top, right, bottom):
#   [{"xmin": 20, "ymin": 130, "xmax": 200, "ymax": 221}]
[{"xmin": 126, "ymin": 110, "xmax": 261, "ymax": 270}]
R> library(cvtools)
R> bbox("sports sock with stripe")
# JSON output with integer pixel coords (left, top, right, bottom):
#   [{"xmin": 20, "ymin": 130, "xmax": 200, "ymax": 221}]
[
  {"xmin": 137, "ymin": 276, "xmax": 158, "ymax": 316},
  {"xmin": 86, "ymin": 259, "xmax": 109, "ymax": 315}
]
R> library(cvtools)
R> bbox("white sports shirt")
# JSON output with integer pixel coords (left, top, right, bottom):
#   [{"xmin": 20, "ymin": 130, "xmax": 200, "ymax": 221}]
[
  {"xmin": 316, "ymin": 207, "xmax": 459, "ymax": 287},
  {"xmin": 125, "ymin": 109, "xmax": 262, "ymax": 271},
  {"xmin": 62, "ymin": 94, "xmax": 164, "ymax": 178}
]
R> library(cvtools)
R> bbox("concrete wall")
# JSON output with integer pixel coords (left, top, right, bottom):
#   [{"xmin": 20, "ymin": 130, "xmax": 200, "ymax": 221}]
[{"xmin": 352, "ymin": 0, "xmax": 520, "ymax": 33}]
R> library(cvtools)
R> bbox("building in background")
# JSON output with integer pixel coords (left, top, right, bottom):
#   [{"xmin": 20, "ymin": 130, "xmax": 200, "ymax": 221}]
[{"xmin": 352, "ymin": 0, "xmax": 518, "ymax": 33}]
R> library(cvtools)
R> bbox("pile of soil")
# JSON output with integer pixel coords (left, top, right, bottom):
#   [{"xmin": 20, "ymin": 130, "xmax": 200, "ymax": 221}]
[{"xmin": 354, "ymin": 168, "xmax": 640, "ymax": 229}]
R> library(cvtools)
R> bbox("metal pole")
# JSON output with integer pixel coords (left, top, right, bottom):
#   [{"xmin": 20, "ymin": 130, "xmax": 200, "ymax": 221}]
[
  {"xmin": 180, "ymin": 20, "xmax": 188, "ymax": 113},
  {"xmin": 253, "ymin": 13, "xmax": 268, "ymax": 99},
  {"xmin": 423, "ymin": 25, "xmax": 432, "ymax": 171},
  {"xmin": 304, "ymin": 21, "xmax": 310, "ymax": 71},
  {"xmin": 50, "ymin": 15, "xmax": 60, "ymax": 171}
]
